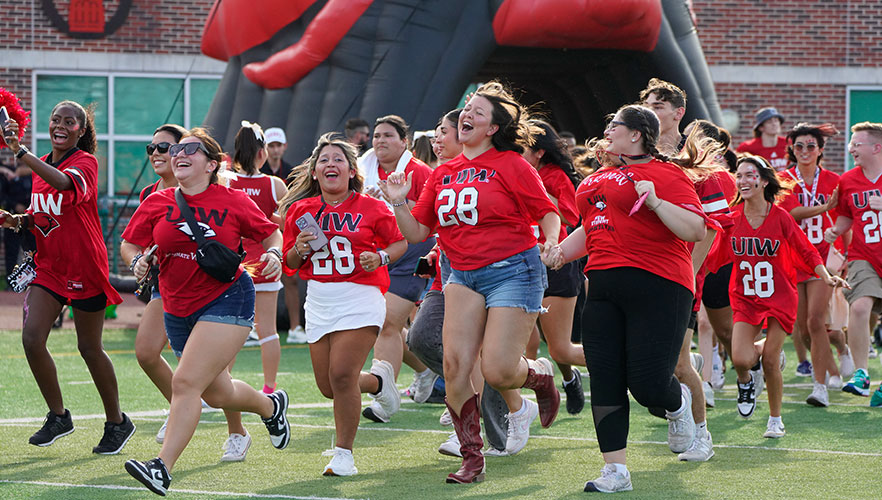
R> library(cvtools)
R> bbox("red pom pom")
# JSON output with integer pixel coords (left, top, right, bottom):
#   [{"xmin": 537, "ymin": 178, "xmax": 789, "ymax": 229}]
[{"xmin": 0, "ymin": 88, "xmax": 31, "ymax": 150}]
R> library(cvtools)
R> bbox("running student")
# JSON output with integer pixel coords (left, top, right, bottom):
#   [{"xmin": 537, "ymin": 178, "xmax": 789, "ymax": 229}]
[
  {"xmin": 779, "ymin": 123, "xmax": 853, "ymax": 406},
  {"xmin": 280, "ymin": 133, "xmax": 407, "ymax": 477},
  {"xmin": 721, "ymin": 155, "xmax": 845, "ymax": 438},
  {"xmin": 549, "ymin": 104, "xmax": 721, "ymax": 493},
  {"xmin": 380, "ymin": 81, "xmax": 562, "ymax": 484},
  {"xmin": 825, "ymin": 122, "xmax": 882, "ymax": 404},
  {"xmin": 121, "ymin": 128, "xmax": 290, "ymax": 496},
  {"xmin": 0, "ymin": 100, "xmax": 132, "ymax": 454}
]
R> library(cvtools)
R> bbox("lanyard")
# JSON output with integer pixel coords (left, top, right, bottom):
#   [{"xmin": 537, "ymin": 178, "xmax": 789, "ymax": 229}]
[{"xmin": 794, "ymin": 167, "xmax": 820, "ymax": 207}]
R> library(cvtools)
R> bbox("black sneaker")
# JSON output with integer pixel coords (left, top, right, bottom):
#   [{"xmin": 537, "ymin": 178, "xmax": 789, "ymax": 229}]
[
  {"xmin": 125, "ymin": 457, "xmax": 171, "ymax": 496},
  {"xmin": 563, "ymin": 368, "xmax": 585, "ymax": 415},
  {"xmin": 737, "ymin": 377, "xmax": 756, "ymax": 418},
  {"xmin": 262, "ymin": 390, "xmax": 290, "ymax": 449},
  {"xmin": 93, "ymin": 412, "xmax": 136, "ymax": 454},
  {"xmin": 29, "ymin": 409, "xmax": 74, "ymax": 446}
]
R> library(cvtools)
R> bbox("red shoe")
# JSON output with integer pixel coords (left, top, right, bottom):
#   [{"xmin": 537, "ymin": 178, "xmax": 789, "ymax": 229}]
[
  {"xmin": 522, "ymin": 357, "xmax": 560, "ymax": 428},
  {"xmin": 445, "ymin": 394, "xmax": 485, "ymax": 484}
]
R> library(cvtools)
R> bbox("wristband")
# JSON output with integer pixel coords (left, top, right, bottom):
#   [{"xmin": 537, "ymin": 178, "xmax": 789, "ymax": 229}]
[
  {"xmin": 130, "ymin": 253, "xmax": 144, "ymax": 272},
  {"xmin": 390, "ymin": 200, "xmax": 408, "ymax": 207},
  {"xmin": 266, "ymin": 247, "xmax": 283, "ymax": 260},
  {"xmin": 15, "ymin": 145, "xmax": 29, "ymax": 159},
  {"xmin": 648, "ymin": 199, "xmax": 663, "ymax": 211},
  {"xmin": 378, "ymin": 250, "xmax": 391, "ymax": 266}
]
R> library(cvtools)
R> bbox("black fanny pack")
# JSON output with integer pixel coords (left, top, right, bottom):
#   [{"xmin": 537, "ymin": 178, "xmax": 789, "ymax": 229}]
[{"xmin": 175, "ymin": 187, "xmax": 244, "ymax": 282}]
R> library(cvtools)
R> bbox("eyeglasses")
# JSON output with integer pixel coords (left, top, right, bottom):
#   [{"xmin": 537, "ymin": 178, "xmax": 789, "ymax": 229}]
[
  {"xmin": 794, "ymin": 143, "xmax": 818, "ymax": 152},
  {"xmin": 146, "ymin": 142, "xmax": 171, "ymax": 155},
  {"xmin": 169, "ymin": 142, "xmax": 210, "ymax": 157}
]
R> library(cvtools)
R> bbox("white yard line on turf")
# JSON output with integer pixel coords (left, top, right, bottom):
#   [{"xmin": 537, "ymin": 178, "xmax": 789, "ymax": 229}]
[{"xmin": 0, "ymin": 480, "xmax": 366, "ymax": 500}]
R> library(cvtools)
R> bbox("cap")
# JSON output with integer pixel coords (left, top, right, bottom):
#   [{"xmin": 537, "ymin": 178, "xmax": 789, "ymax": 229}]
[
  {"xmin": 264, "ymin": 127, "xmax": 287, "ymax": 144},
  {"xmin": 753, "ymin": 107, "xmax": 785, "ymax": 131}
]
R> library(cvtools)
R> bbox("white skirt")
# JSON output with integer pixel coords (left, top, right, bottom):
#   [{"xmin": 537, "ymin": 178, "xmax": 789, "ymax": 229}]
[
  {"xmin": 305, "ymin": 280, "xmax": 386, "ymax": 343},
  {"xmin": 254, "ymin": 281, "xmax": 283, "ymax": 292}
]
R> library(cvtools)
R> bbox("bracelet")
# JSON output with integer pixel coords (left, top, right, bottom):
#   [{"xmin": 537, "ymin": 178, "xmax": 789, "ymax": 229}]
[
  {"xmin": 15, "ymin": 145, "xmax": 29, "ymax": 159},
  {"xmin": 130, "ymin": 253, "xmax": 144, "ymax": 272},
  {"xmin": 266, "ymin": 247, "xmax": 283, "ymax": 260},
  {"xmin": 648, "ymin": 199, "xmax": 663, "ymax": 211},
  {"xmin": 390, "ymin": 200, "xmax": 408, "ymax": 207},
  {"xmin": 378, "ymin": 250, "xmax": 391, "ymax": 266},
  {"xmin": 294, "ymin": 245, "xmax": 311, "ymax": 259}
]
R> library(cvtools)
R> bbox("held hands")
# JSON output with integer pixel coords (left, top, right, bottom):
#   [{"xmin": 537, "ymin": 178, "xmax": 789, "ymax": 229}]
[
  {"xmin": 359, "ymin": 251, "xmax": 381, "ymax": 272},
  {"xmin": 259, "ymin": 252, "xmax": 283, "ymax": 280},
  {"xmin": 377, "ymin": 171, "xmax": 413, "ymax": 206},
  {"xmin": 541, "ymin": 243, "xmax": 564, "ymax": 270},
  {"xmin": 634, "ymin": 180, "xmax": 661, "ymax": 210}
]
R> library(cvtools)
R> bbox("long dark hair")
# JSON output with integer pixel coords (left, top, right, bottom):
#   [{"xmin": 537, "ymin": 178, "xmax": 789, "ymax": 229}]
[
  {"xmin": 786, "ymin": 122, "xmax": 838, "ymax": 166},
  {"xmin": 52, "ymin": 100, "xmax": 97, "ymax": 154},
  {"xmin": 527, "ymin": 119, "xmax": 582, "ymax": 188},
  {"xmin": 278, "ymin": 133, "xmax": 363, "ymax": 214},
  {"xmin": 732, "ymin": 154, "xmax": 787, "ymax": 205},
  {"xmin": 473, "ymin": 81, "xmax": 539, "ymax": 154},
  {"xmin": 154, "ymin": 123, "xmax": 188, "ymax": 143},
  {"xmin": 233, "ymin": 121, "xmax": 267, "ymax": 175}
]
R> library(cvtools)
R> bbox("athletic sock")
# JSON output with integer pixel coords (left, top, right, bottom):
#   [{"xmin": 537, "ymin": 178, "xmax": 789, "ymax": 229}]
[
  {"xmin": 262, "ymin": 383, "xmax": 276, "ymax": 395},
  {"xmin": 511, "ymin": 399, "xmax": 528, "ymax": 416},
  {"xmin": 768, "ymin": 415, "xmax": 782, "ymax": 425}
]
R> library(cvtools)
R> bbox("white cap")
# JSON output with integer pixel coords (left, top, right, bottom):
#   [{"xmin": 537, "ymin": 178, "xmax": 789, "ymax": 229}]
[{"xmin": 265, "ymin": 127, "xmax": 287, "ymax": 144}]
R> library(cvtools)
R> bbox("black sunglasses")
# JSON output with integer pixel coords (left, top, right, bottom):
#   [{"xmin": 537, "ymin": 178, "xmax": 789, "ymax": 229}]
[
  {"xmin": 169, "ymin": 142, "xmax": 210, "ymax": 157},
  {"xmin": 146, "ymin": 142, "xmax": 172, "ymax": 155}
]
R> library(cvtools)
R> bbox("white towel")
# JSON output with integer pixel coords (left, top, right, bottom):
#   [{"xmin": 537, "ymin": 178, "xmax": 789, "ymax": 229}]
[{"xmin": 358, "ymin": 148, "xmax": 413, "ymax": 209}]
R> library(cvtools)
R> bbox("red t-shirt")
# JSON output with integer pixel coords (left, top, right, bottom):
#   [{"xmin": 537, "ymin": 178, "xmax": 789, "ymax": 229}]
[
  {"xmin": 726, "ymin": 203, "xmax": 822, "ymax": 332},
  {"xmin": 575, "ymin": 160, "xmax": 710, "ymax": 294},
  {"xmin": 122, "ymin": 184, "xmax": 278, "ymax": 316},
  {"xmin": 836, "ymin": 166, "xmax": 882, "ymax": 276},
  {"xmin": 229, "ymin": 173, "xmax": 282, "ymax": 284},
  {"xmin": 28, "ymin": 149, "xmax": 121, "ymax": 305},
  {"xmin": 139, "ymin": 180, "xmax": 164, "ymax": 203},
  {"xmin": 692, "ymin": 170, "xmax": 735, "ymax": 311},
  {"xmin": 282, "ymin": 192, "xmax": 404, "ymax": 293},
  {"xmin": 536, "ymin": 164, "xmax": 578, "ymax": 243},
  {"xmin": 736, "ymin": 136, "xmax": 789, "ymax": 172},
  {"xmin": 779, "ymin": 166, "xmax": 840, "ymax": 282},
  {"xmin": 377, "ymin": 157, "xmax": 433, "ymax": 203},
  {"xmin": 411, "ymin": 148, "xmax": 557, "ymax": 270}
]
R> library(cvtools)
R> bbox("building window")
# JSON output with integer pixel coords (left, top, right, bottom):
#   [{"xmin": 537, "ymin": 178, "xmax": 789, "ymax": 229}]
[
  {"xmin": 33, "ymin": 72, "xmax": 220, "ymax": 197},
  {"xmin": 846, "ymin": 87, "xmax": 882, "ymax": 171}
]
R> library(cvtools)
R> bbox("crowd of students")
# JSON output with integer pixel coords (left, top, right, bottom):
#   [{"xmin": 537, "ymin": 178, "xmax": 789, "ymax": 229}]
[{"xmin": 1, "ymin": 77, "xmax": 880, "ymax": 495}]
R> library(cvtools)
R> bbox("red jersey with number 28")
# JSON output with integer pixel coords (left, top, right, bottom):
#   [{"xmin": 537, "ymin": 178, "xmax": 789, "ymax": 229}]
[
  {"xmin": 726, "ymin": 203, "xmax": 822, "ymax": 332},
  {"xmin": 229, "ymin": 173, "xmax": 281, "ymax": 284},
  {"xmin": 778, "ymin": 166, "xmax": 840, "ymax": 282},
  {"xmin": 411, "ymin": 148, "xmax": 556, "ymax": 271},
  {"xmin": 28, "ymin": 149, "xmax": 122, "ymax": 305},
  {"xmin": 282, "ymin": 193, "xmax": 404, "ymax": 293},
  {"xmin": 122, "ymin": 184, "xmax": 278, "ymax": 316},
  {"xmin": 835, "ymin": 167, "xmax": 882, "ymax": 276}
]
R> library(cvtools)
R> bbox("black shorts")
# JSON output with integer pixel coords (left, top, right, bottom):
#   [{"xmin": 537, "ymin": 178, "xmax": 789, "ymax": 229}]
[
  {"xmin": 388, "ymin": 274, "xmax": 429, "ymax": 302},
  {"xmin": 702, "ymin": 263, "xmax": 732, "ymax": 309},
  {"xmin": 544, "ymin": 260, "xmax": 584, "ymax": 298},
  {"xmin": 33, "ymin": 284, "xmax": 107, "ymax": 313}
]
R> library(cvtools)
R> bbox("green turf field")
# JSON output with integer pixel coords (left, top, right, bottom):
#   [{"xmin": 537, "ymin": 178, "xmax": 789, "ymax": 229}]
[{"xmin": 1, "ymin": 327, "xmax": 881, "ymax": 499}]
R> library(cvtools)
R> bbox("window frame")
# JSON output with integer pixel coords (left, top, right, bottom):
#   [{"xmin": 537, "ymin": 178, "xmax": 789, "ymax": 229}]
[{"xmin": 845, "ymin": 85, "xmax": 882, "ymax": 172}]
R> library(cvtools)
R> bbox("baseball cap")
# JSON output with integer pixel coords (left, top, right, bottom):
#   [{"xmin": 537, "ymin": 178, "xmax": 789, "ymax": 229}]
[
  {"xmin": 753, "ymin": 107, "xmax": 785, "ymax": 131},
  {"xmin": 265, "ymin": 127, "xmax": 287, "ymax": 144}
]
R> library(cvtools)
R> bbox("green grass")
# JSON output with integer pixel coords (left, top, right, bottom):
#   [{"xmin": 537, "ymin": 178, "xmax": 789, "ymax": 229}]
[{"xmin": 1, "ymin": 327, "xmax": 881, "ymax": 499}]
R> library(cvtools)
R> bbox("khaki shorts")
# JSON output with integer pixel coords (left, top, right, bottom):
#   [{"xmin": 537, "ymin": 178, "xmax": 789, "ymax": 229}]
[{"xmin": 843, "ymin": 260, "xmax": 882, "ymax": 315}]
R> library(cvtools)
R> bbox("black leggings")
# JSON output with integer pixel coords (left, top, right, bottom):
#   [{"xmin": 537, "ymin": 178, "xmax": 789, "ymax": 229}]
[{"xmin": 582, "ymin": 267, "xmax": 693, "ymax": 453}]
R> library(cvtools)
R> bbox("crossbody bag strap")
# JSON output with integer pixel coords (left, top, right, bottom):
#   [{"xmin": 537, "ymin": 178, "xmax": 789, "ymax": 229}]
[{"xmin": 174, "ymin": 187, "xmax": 208, "ymax": 246}]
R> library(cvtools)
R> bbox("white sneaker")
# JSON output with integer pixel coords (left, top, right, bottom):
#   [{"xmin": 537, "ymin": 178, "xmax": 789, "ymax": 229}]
[
  {"xmin": 870, "ymin": 345, "xmax": 878, "ymax": 359},
  {"xmin": 362, "ymin": 359, "xmax": 400, "ymax": 423},
  {"xmin": 220, "ymin": 431, "xmax": 251, "ymax": 462},
  {"xmin": 504, "ymin": 397, "xmax": 538, "ymax": 455},
  {"xmin": 287, "ymin": 325, "xmax": 307, "ymax": 344},
  {"xmin": 690, "ymin": 352, "xmax": 704, "ymax": 374},
  {"xmin": 806, "ymin": 382, "xmax": 829, "ymax": 407},
  {"xmin": 779, "ymin": 350, "xmax": 786, "ymax": 371},
  {"xmin": 839, "ymin": 346, "xmax": 855, "ymax": 379},
  {"xmin": 703, "ymin": 381, "xmax": 715, "ymax": 408},
  {"xmin": 411, "ymin": 369, "xmax": 439, "ymax": 404},
  {"xmin": 323, "ymin": 447, "xmax": 357, "ymax": 476},
  {"xmin": 678, "ymin": 428, "xmax": 714, "ymax": 462},
  {"xmin": 438, "ymin": 432, "xmax": 461, "ymax": 457},
  {"xmin": 750, "ymin": 363, "xmax": 765, "ymax": 400},
  {"xmin": 711, "ymin": 350, "xmax": 725, "ymax": 390},
  {"xmin": 584, "ymin": 463, "xmax": 633, "ymax": 493},
  {"xmin": 763, "ymin": 419, "xmax": 786, "ymax": 438},
  {"xmin": 483, "ymin": 447, "xmax": 509, "ymax": 457},
  {"xmin": 439, "ymin": 408, "xmax": 453, "ymax": 427},
  {"xmin": 243, "ymin": 329, "xmax": 260, "ymax": 347},
  {"xmin": 155, "ymin": 411, "xmax": 169, "ymax": 444},
  {"xmin": 666, "ymin": 384, "xmax": 695, "ymax": 454},
  {"xmin": 827, "ymin": 374, "xmax": 843, "ymax": 389}
]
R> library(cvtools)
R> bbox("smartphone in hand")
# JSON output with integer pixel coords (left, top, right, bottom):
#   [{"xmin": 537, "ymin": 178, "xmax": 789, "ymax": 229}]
[
  {"xmin": 413, "ymin": 256, "xmax": 436, "ymax": 277},
  {"xmin": 0, "ymin": 106, "xmax": 9, "ymax": 135},
  {"xmin": 295, "ymin": 213, "xmax": 329, "ymax": 251}
]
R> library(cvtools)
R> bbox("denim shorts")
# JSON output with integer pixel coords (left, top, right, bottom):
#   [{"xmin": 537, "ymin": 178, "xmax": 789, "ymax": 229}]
[
  {"xmin": 446, "ymin": 246, "xmax": 547, "ymax": 313},
  {"xmin": 163, "ymin": 273, "xmax": 255, "ymax": 356}
]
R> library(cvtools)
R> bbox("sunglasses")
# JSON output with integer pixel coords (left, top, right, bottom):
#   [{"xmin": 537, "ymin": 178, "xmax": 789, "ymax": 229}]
[
  {"xmin": 169, "ymin": 142, "xmax": 210, "ymax": 157},
  {"xmin": 794, "ymin": 143, "xmax": 818, "ymax": 152},
  {"xmin": 607, "ymin": 120, "xmax": 627, "ymax": 129},
  {"xmin": 146, "ymin": 142, "xmax": 171, "ymax": 155}
]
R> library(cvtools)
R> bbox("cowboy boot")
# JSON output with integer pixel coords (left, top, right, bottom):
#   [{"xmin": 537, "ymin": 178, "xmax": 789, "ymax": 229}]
[
  {"xmin": 445, "ymin": 394, "xmax": 485, "ymax": 484},
  {"xmin": 522, "ymin": 357, "xmax": 561, "ymax": 428}
]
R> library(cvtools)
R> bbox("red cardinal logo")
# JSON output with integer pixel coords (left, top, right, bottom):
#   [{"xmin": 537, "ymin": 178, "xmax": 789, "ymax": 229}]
[{"xmin": 32, "ymin": 212, "xmax": 60, "ymax": 237}]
